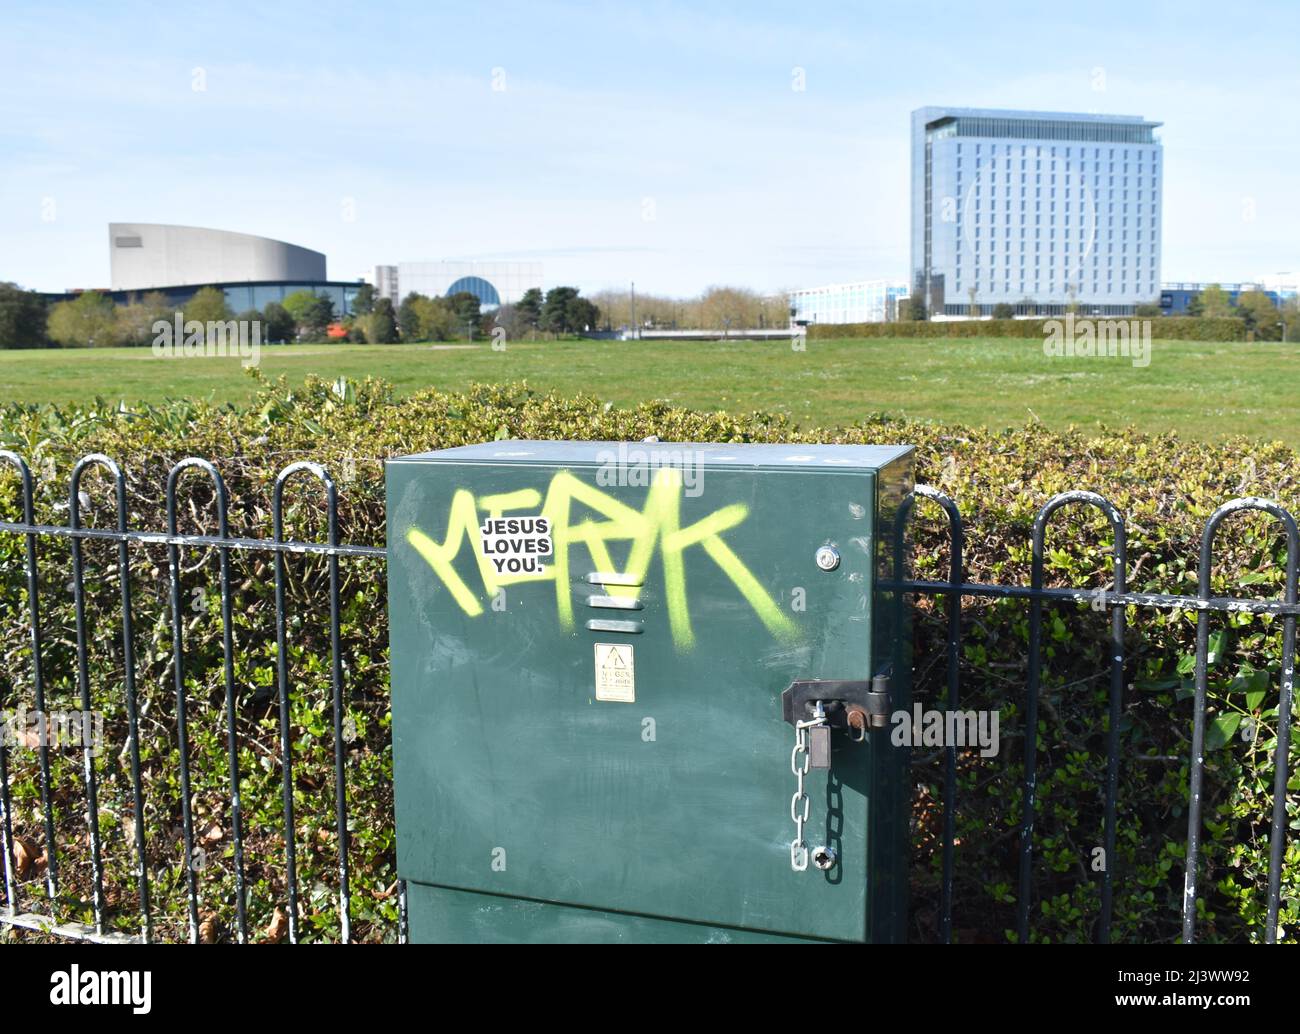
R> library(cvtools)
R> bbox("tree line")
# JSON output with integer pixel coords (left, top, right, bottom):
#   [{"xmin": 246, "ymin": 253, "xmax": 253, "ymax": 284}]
[
  {"xmin": 0, "ymin": 281, "xmax": 605, "ymax": 348},
  {"xmin": 587, "ymin": 285, "xmax": 790, "ymax": 332},
  {"xmin": 0, "ymin": 283, "xmax": 328, "ymax": 349},
  {"xmin": 1181, "ymin": 284, "xmax": 1296, "ymax": 339},
  {"xmin": 12, "ymin": 277, "xmax": 1290, "ymax": 347}
]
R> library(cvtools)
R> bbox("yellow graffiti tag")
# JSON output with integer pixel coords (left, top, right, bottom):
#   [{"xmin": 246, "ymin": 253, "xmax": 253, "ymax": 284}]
[{"xmin": 405, "ymin": 467, "xmax": 796, "ymax": 650}]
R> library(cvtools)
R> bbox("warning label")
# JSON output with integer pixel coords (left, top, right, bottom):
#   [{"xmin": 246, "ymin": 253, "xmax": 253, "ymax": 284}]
[
  {"xmin": 594, "ymin": 643, "xmax": 635, "ymax": 702},
  {"xmin": 478, "ymin": 516, "xmax": 552, "ymax": 576}
]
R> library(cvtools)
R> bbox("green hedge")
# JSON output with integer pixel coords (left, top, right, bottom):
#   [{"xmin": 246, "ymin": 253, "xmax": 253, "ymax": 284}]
[
  {"xmin": 810, "ymin": 316, "xmax": 1248, "ymax": 341},
  {"xmin": 0, "ymin": 376, "xmax": 1295, "ymax": 942}
]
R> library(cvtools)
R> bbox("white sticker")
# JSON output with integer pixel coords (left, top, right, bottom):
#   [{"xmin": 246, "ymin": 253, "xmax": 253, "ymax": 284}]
[
  {"xmin": 594, "ymin": 643, "xmax": 635, "ymax": 702},
  {"xmin": 478, "ymin": 516, "xmax": 552, "ymax": 576}
]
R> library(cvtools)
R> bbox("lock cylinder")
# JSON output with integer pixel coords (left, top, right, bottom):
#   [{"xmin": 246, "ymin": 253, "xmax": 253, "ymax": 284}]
[{"xmin": 812, "ymin": 846, "xmax": 836, "ymax": 871}]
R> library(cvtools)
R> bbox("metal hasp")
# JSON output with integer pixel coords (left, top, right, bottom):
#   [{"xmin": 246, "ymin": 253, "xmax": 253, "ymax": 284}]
[
  {"xmin": 386, "ymin": 440, "xmax": 913, "ymax": 943},
  {"xmin": 782, "ymin": 674, "xmax": 893, "ymax": 732}
]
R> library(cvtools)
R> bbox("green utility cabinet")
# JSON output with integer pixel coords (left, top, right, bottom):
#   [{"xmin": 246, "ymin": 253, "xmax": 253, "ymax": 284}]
[{"xmin": 386, "ymin": 441, "xmax": 913, "ymax": 943}]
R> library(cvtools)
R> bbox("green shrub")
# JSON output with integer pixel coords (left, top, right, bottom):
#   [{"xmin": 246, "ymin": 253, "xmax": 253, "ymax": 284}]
[
  {"xmin": 0, "ymin": 283, "xmax": 48, "ymax": 349},
  {"xmin": 0, "ymin": 376, "xmax": 1295, "ymax": 942}
]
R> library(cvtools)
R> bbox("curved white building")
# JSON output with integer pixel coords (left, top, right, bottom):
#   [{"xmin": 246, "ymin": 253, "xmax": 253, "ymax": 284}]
[{"xmin": 109, "ymin": 223, "xmax": 326, "ymax": 291}]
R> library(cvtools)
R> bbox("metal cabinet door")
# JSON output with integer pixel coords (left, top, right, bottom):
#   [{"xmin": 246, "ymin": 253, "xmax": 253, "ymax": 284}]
[{"xmin": 388, "ymin": 455, "xmax": 900, "ymax": 942}]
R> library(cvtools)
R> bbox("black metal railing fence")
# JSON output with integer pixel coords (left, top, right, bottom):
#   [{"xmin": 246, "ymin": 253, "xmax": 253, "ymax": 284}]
[
  {"xmin": 0, "ymin": 450, "xmax": 393, "ymax": 944},
  {"xmin": 0, "ymin": 451, "xmax": 1294, "ymax": 944},
  {"xmin": 892, "ymin": 486, "xmax": 1296, "ymax": 944}
]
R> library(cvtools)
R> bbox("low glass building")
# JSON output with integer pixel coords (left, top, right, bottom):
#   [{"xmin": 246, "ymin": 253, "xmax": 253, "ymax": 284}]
[
  {"xmin": 789, "ymin": 279, "xmax": 910, "ymax": 325},
  {"xmin": 45, "ymin": 280, "xmax": 366, "ymax": 318}
]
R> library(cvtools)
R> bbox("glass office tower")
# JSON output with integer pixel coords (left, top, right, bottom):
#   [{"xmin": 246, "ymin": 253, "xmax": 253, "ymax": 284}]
[{"xmin": 910, "ymin": 107, "xmax": 1162, "ymax": 317}]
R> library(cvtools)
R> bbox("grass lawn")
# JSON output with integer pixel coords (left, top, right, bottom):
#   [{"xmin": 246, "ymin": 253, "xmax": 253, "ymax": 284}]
[{"xmin": 1, "ymin": 335, "xmax": 1296, "ymax": 445}]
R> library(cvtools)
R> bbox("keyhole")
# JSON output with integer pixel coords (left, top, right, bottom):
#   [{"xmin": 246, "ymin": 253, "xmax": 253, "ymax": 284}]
[{"xmin": 812, "ymin": 846, "xmax": 836, "ymax": 871}]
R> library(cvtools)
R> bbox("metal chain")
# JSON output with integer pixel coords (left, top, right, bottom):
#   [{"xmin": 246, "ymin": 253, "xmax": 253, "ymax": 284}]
[{"xmin": 789, "ymin": 702, "xmax": 826, "ymax": 871}]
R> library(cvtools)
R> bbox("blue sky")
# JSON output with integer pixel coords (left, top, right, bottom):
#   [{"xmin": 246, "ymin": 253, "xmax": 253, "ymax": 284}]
[{"xmin": 2, "ymin": 0, "xmax": 1297, "ymax": 296}]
